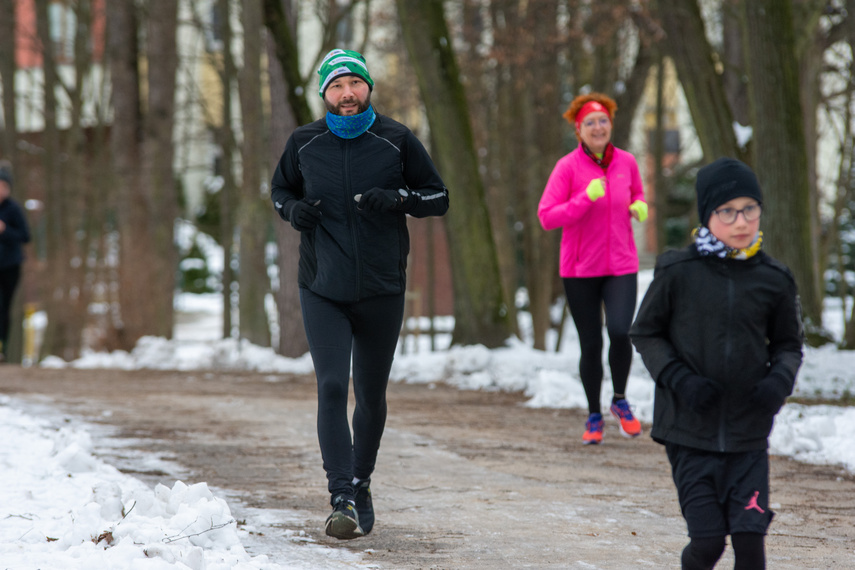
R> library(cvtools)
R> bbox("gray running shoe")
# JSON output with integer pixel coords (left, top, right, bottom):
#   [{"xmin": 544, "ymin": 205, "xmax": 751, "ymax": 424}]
[
  {"xmin": 354, "ymin": 479, "xmax": 374, "ymax": 535},
  {"xmin": 325, "ymin": 494, "xmax": 364, "ymax": 540}
]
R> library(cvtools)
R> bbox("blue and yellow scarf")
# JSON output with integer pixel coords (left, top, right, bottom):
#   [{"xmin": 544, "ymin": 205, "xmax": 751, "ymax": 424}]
[{"xmin": 693, "ymin": 226, "xmax": 763, "ymax": 260}]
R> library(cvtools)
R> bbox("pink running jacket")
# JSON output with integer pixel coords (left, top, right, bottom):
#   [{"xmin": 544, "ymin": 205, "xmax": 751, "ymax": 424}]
[{"xmin": 538, "ymin": 145, "xmax": 645, "ymax": 278}]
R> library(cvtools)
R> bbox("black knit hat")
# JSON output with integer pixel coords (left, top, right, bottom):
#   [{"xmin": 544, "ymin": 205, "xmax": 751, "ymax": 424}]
[
  {"xmin": 0, "ymin": 167, "xmax": 12, "ymax": 189},
  {"xmin": 696, "ymin": 157, "xmax": 762, "ymax": 226}
]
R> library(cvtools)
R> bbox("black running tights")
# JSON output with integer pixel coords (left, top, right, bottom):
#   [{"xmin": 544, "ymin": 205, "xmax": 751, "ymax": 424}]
[
  {"xmin": 681, "ymin": 533, "xmax": 765, "ymax": 569},
  {"xmin": 300, "ymin": 289, "xmax": 405, "ymax": 501},
  {"xmin": 562, "ymin": 274, "xmax": 637, "ymax": 415}
]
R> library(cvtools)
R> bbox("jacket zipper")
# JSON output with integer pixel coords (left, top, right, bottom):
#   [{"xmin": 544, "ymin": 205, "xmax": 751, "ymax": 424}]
[
  {"xmin": 604, "ymin": 172, "xmax": 612, "ymax": 274},
  {"xmin": 719, "ymin": 273, "xmax": 733, "ymax": 452},
  {"xmin": 343, "ymin": 140, "xmax": 362, "ymax": 301}
]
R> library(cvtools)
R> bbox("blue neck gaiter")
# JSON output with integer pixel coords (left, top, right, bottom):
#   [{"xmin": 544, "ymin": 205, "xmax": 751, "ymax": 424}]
[{"xmin": 326, "ymin": 106, "xmax": 376, "ymax": 139}]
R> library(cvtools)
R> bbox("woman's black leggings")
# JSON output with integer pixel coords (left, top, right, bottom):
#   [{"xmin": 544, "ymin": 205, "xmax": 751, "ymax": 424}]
[
  {"xmin": 300, "ymin": 288, "xmax": 405, "ymax": 501},
  {"xmin": 562, "ymin": 273, "xmax": 637, "ymax": 415},
  {"xmin": 0, "ymin": 264, "xmax": 22, "ymax": 347}
]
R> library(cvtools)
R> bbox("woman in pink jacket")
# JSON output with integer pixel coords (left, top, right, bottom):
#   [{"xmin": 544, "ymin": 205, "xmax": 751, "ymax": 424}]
[{"xmin": 538, "ymin": 93, "xmax": 647, "ymax": 445}]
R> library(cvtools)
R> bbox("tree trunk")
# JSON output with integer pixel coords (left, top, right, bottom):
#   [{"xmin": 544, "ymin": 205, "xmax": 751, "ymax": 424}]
[
  {"xmin": 654, "ymin": 0, "xmax": 742, "ymax": 162},
  {"xmin": 60, "ymin": 0, "xmax": 97, "ymax": 359},
  {"xmin": 652, "ymin": 51, "xmax": 669, "ymax": 255},
  {"xmin": 520, "ymin": 2, "xmax": 560, "ymax": 351},
  {"xmin": 721, "ymin": 0, "xmax": 750, "ymax": 126},
  {"xmin": 795, "ymin": 3, "xmax": 836, "ymax": 334},
  {"xmin": 36, "ymin": 0, "xmax": 97, "ymax": 361},
  {"xmin": 215, "ymin": 0, "xmax": 237, "ymax": 339},
  {"xmin": 842, "ymin": 0, "xmax": 855, "ymax": 349},
  {"xmin": 396, "ymin": 0, "xmax": 512, "ymax": 348},
  {"xmin": 140, "ymin": 0, "xmax": 178, "ymax": 338},
  {"xmin": 106, "ymin": 0, "xmax": 143, "ymax": 351},
  {"xmin": 35, "ymin": 0, "xmax": 78, "ymax": 361},
  {"xmin": 262, "ymin": 0, "xmax": 313, "ymax": 126},
  {"xmin": 238, "ymin": 0, "xmax": 272, "ymax": 347},
  {"xmin": 829, "ymin": 93, "xmax": 852, "ymax": 348},
  {"xmin": 611, "ymin": 38, "xmax": 655, "ymax": 150},
  {"xmin": 485, "ymin": 0, "xmax": 522, "ymax": 340},
  {"xmin": 265, "ymin": 0, "xmax": 308, "ymax": 357},
  {"xmin": 742, "ymin": 0, "xmax": 822, "ymax": 331},
  {"xmin": 0, "ymin": 0, "xmax": 15, "ymax": 160},
  {"xmin": 109, "ymin": 0, "xmax": 178, "ymax": 350}
]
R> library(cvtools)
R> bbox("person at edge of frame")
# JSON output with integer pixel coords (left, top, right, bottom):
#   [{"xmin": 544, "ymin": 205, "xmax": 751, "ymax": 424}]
[
  {"xmin": 630, "ymin": 157, "xmax": 804, "ymax": 569},
  {"xmin": 0, "ymin": 162, "xmax": 31, "ymax": 363}
]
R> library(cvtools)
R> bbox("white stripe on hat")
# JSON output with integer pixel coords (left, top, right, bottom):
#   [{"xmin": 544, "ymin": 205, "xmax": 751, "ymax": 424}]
[
  {"xmin": 320, "ymin": 66, "xmax": 364, "ymax": 94},
  {"xmin": 324, "ymin": 56, "xmax": 368, "ymax": 72},
  {"xmin": 319, "ymin": 49, "xmax": 346, "ymax": 67}
]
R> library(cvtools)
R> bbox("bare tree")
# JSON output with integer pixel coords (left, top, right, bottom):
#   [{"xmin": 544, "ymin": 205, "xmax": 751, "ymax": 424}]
[
  {"xmin": 262, "ymin": 0, "xmax": 374, "ymax": 355},
  {"xmin": 653, "ymin": 0, "xmax": 742, "ymax": 161},
  {"xmin": 262, "ymin": 0, "xmax": 313, "ymax": 126},
  {"xmin": 486, "ymin": 0, "xmax": 563, "ymax": 350},
  {"xmin": 742, "ymin": 0, "xmax": 822, "ymax": 331},
  {"xmin": 107, "ymin": 0, "xmax": 179, "ymax": 350},
  {"xmin": 237, "ymin": 0, "xmax": 272, "ymax": 346},
  {"xmin": 141, "ymin": 0, "xmax": 179, "ymax": 337},
  {"xmin": 793, "ymin": 1, "xmax": 850, "ymax": 338},
  {"xmin": 214, "ymin": 0, "xmax": 239, "ymax": 339},
  {"xmin": 34, "ymin": 0, "xmax": 85, "ymax": 361},
  {"xmin": 0, "ymin": 0, "xmax": 15, "ymax": 162},
  {"xmin": 266, "ymin": 0, "xmax": 307, "ymax": 357},
  {"xmin": 449, "ymin": 1, "xmax": 657, "ymax": 349},
  {"xmin": 396, "ymin": 0, "xmax": 513, "ymax": 348}
]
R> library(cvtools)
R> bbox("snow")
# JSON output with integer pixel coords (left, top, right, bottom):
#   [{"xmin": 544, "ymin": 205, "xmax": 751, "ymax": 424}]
[{"xmin": 3, "ymin": 269, "xmax": 854, "ymax": 568}]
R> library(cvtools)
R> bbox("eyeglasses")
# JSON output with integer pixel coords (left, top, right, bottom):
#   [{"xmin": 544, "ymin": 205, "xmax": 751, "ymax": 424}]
[
  {"xmin": 711, "ymin": 204, "xmax": 762, "ymax": 224},
  {"xmin": 581, "ymin": 117, "xmax": 610, "ymax": 129}
]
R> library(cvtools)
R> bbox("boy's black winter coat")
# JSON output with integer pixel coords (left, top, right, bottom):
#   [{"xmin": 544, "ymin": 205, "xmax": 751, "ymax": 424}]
[{"xmin": 630, "ymin": 246, "xmax": 803, "ymax": 453}]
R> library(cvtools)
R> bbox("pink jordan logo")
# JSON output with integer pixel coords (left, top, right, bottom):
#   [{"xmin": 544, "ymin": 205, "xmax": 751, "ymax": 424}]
[{"xmin": 744, "ymin": 490, "xmax": 765, "ymax": 513}]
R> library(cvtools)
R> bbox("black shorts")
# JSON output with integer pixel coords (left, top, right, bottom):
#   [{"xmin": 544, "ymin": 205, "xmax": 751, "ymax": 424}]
[{"xmin": 665, "ymin": 442, "xmax": 774, "ymax": 538}]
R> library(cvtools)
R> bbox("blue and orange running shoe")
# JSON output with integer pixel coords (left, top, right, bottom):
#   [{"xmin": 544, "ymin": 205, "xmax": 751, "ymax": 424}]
[
  {"xmin": 582, "ymin": 412, "xmax": 604, "ymax": 445},
  {"xmin": 610, "ymin": 398, "xmax": 642, "ymax": 438}
]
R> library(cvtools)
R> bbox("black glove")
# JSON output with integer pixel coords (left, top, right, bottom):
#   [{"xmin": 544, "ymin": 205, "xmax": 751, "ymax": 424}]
[
  {"xmin": 357, "ymin": 187, "xmax": 415, "ymax": 212},
  {"xmin": 675, "ymin": 374, "xmax": 722, "ymax": 413},
  {"xmin": 750, "ymin": 374, "xmax": 790, "ymax": 416},
  {"xmin": 289, "ymin": 198, "xmax": 322, "ymax": 232}
]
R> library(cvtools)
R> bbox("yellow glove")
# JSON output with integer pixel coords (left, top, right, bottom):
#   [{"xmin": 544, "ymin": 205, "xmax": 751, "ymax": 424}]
[
  {"xmin": 585, "ymin": 178, "xmax": 605, "ymax": 202},
  {"xmin": 629, "ymin": 200, "xmax": 648, "ymax": 222}
]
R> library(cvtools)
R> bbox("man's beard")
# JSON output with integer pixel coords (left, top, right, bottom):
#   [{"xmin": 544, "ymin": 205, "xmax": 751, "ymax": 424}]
[{"xmin": 325, "ymin": 94, "xmax": 371, "ymax": 116}]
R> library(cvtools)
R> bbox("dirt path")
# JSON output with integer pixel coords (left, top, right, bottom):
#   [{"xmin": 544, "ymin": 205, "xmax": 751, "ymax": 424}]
[{"xmin": 2, "ymin": 367, "xmax": 854, "ymax": 569}]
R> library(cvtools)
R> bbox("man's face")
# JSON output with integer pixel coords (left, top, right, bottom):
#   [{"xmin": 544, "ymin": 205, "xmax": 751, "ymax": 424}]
[
  {"xmin": 0, "ymin": 181, "xmax": 9, "ymax": 202},
  {"xmin": 323, "ymin": 75, "xmax": 371, "ymax": 116}
]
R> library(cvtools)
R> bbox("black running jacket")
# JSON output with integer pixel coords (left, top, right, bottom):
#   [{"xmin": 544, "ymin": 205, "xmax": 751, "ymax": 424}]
[{"xmin": 271, "ymin": 113, "xmax": 448, "ymax": 303}]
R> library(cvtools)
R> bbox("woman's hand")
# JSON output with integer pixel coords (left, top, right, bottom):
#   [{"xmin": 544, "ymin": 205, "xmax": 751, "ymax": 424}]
[
  {"xmin": 585, "ymin": 178, "xmax": 605, "ymax": 202},
  {"xmin": 629, "ymin": 200, "xmax": 648, "ymax": 222}
]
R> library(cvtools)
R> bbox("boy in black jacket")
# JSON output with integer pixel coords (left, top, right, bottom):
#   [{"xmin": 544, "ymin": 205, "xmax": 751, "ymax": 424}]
[{"xmin": 630, "ymin": 157, "xmax": 803, "ymax": 569}]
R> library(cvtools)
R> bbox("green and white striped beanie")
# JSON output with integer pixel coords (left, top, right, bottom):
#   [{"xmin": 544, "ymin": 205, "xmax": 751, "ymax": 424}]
[{"xmin": 317, "ymin": 49, "xmax": 374, "ymax": 98}]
